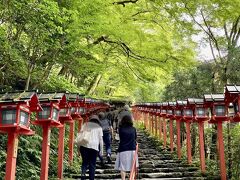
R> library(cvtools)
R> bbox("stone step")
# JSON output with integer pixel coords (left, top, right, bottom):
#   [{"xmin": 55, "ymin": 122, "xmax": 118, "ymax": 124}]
[
  {"xmin": 140, "ymin": 172, "xmax": 202, "ymax": 178},
  {"xmin": 139, "ymin": 167, "xmax": 199, "ymax": 173},
  {"xmin": 141, "ymin": 178, "xmax": 205, "ymax": 180}
]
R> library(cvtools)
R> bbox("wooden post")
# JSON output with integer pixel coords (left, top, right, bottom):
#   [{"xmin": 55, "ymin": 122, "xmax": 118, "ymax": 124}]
[
  {"xmin": 198, "ymin": 121, "xmax": 206, "ymax": 173},
  {"xmin": 169, "ymin": 119, "xmax": 174, "ymax": 152},
  {"xmin": 5, "ymin": 132, "xmax": 18, "ymax": 180},
  {"xmin": 159, "ymin": 117, "xmax": 162, "ymax": 141},
  {"xmin": 155, "ymin": 115, "xmax": 158, "ymax": 137},
  {"xmin": 217, "ymin": 121, "xmax": 227, "ymax": 180},
  {"xmin": 151, "ymin": 114, "xmax": 154, "ymax": 134},
  {"xmin": 163, "ymin": 117, "xmax": 167, "ymax": 148},
  {"xmin": 69, "ymin": 121, "xmax": 75, "ymax": 165},
  {"xmin": 176, "ymin": 119, "xmax": 181, "ymax": 159},
  {"xmin": 40, "ymin": 125, "xmax": 51, "ymax": 180},
  {"xmin": 186, "ymin": 121, "xmax": 192, "ymax": 164},
  {"xmin": 57, "ymin": 125, "xmax": 65, "ymax": 179}
]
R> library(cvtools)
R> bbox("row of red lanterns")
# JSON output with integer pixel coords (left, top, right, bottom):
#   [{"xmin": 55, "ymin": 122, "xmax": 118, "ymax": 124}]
[
  {"xmin": 136, "ymin": 94, "xmax": 239, "ymax": 123},
  {"xmin": 0, "ymin": 91, "xmax": 109, "ymax": 180},
  {"xmin": 133, "ymin": 85, "xmax": 240, "ymax": 180}
]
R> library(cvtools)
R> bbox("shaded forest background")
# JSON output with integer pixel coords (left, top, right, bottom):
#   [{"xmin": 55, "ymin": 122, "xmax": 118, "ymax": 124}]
[{"xmin": 0, "ymin": 0, "xmax": 240, "ymax": 179}]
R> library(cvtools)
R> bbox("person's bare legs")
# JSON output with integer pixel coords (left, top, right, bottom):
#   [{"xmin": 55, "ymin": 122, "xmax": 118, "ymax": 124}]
[{"xmin": 120, "ymin": 171, "xmax": 126, "ymax": 180}]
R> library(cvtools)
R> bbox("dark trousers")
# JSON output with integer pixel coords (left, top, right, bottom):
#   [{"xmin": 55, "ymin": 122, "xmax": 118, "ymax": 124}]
[
  {"xmin": 80, "ymin": 146, "xmax": 98, "ymax": 180},
  {"xmin": 99, "ymin": 132, "xmax": 112, "ymax": 162},
  {"xmin": 103, "ymin": 132, "xmax": 112, "ymax": 155}
]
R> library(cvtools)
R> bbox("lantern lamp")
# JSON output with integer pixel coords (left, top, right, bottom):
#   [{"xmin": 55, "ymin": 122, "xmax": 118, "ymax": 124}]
[
  {"xmin": 0, "ymin": 91, "xmax": 41, "ymax": 134},
  {"xmin": 175, "ymin": 100, "xmax": 186, "ymax": 119},
  {"xmin": 204, "ymin": 94, "xmax": 227, "ymax": 122},
  {"xmin": 67, "ymin": 93, "xmax": 82, "ymax": 119},
  {"xmin": 156, "ymin": 103, "xmax": 161, "ymax": 116},
  {"xmin": 34, "ymin": 93, "xmax": 63, "ymax": 127},
  {"xmin": 224, "ymin": 85, "xmax": 240, "ymax": 122},
  {"xmin": 58, "ymin": 93, "xmax": 73, "ymax": 123},
  {"xmin": 161, "ymin": 102, "xmax": 168, "ymax": 117},
  {"xmin": 187, "ymin": 98, "xmax": 208, "ymax": 122},
  {"xmin": 167, "ymin": 102, "xmax": 175, "ymax": 119}
]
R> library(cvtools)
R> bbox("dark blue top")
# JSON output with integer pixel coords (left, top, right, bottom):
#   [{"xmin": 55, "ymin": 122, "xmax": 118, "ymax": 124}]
[{"xmin": 118, "ymin": 126, "xmax": 137, "ymax": 152}]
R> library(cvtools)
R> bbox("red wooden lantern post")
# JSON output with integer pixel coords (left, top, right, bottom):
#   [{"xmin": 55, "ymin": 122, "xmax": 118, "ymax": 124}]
[
  {"xmin": 78, "ymin": 98, "xmax": 86, "ymax": 132},
  {"xmin": 137, "ymin": 105, "xmax": 142, "ymax": 122},
  {"xmin": 153, "ymin": 103, "xmax": 159, "ymax": 137},
  {"xmin": 33, "ymin": 93, "xmax": 63, "ymax": 180},
  {"xmin": 161, "ymin": 102, "xmax": 167, "ymax": 148},
  {"xmin": 144, "ymin": 104, "xmax": 149, "ymax": 131},
  {"xmin": 166, "ymin": 102, "xmax": 176, "ymax": 152},
  {"xmin": 137, "ymin": 104, "xmax": 142, "ymax": 123},
  {"xmin": 0, "ymin": 91, "xmax": 41, "ymax": 180},
  {"xmin": 204, "ymin": 94, "xmax": 228, "ymax": 180},
  {"xmin": 67, "ymin": 94, "xmax": 84, "ymax": 165},
  {"xmin": 150, "ymin": 103, "xmax": 155, "ymax": 135},
  {"xmin": 182, "ymin": 100, "xmax": 194, "ymax": 164},
  {"xmin": 143, "ymin": 105, "xmax": 147, "ymax": 128},
  {"xmin": 158, "ymin": 103, "xmax": 163, "ymax": 141},
  {"xmin": 57, "ymin": 93, "xmax": 73, "ymax": 180},
  {"xmin": 84, "ymin": 98, "xmax": 93, "ymax": 123},
  {"xmin": 145, "ymin": 104, "xmax": 151, "ymax": 132},
  {"xmin": 155, "ymin": 103, "xmax": 161, "ymax": 139},
  {"xmin": 188, "ymin": 98, "xmax": 208, "ymax": 173},
  {"xmin": 175, "ymin": 101, "xmax": 185, "ymax": 159}
]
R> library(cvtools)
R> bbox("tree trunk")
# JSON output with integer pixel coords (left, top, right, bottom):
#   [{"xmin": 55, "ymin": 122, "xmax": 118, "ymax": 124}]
[
  {"xmin": 58, "ymin": 66, "xmax": 68, "ymax": 76},
  {"xmin": 25, "ymin": 63, "xmax": 34, "ymax": 90},
  {"xmin": 32, "ymin": 64, "xmax": 53, "ymax": 89},
  {"xmin": 86, "ymin": 74, "xmax": 102, "ymax": 95}
]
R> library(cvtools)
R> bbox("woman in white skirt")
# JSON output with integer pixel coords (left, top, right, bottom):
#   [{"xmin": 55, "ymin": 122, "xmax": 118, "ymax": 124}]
[{"xmin": 114, "ymin": 115, "xmax": 138, "ymax": 180}]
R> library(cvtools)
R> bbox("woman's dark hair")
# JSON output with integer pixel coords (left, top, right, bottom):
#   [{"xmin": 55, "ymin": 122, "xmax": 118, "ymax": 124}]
[
  {"xmin": 120, "ymin": 115, "xmax": 133, "ymax": 127},
  {"xmin": 89, "ymin": 118, "xmax": 101, "ymax": 126},
  {"xmin": 89, "ymin": 115, "xmax": 101, "ymax": 126},
  {"xmin": 98, "ymin": 112, "xmax": 105, "ymax": 120}
]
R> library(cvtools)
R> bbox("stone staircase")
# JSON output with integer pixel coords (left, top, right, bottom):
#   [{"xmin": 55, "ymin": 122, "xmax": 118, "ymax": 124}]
[{"xmin": 67, "ymin": 130, "xmax": 219, "ymax": 180}]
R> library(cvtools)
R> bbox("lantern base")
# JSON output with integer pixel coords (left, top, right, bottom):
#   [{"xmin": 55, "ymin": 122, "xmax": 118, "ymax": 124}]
[
  {"xmin": 32, "ymin": 120, "xmax": 63, "ymax": 128},
  {"xmin": 209, "ymin": 116, "xmax": 229, "ymax": 123},
  {"xmin": 0, "ymin": 125, "xmax": 35, "ymax": 135},
  {"xmin": 194, "ymin": 117, "xmax": 209, "ymax": 122},
  {"xmin": 71, "ymin": 114, "xmax": 82, "ymax": 120},
  {"xmin": 59, "ymin": 115, "xmax": 73, "ymax": 123},
  {"xmin": 167, "ymin": 115, "xmax": 174, "ymax": 119},
  {"xmin": 231, "ymin": 114, "xmax": 240, "ymax": 122}
]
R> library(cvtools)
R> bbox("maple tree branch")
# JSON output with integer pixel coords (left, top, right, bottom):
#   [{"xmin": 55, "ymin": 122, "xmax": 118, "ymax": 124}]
[
  {"xmin": 93, "ymin": 35, "xmax": 168, "ymax": 63},
  {"xmin": 113, "ymin": 0, "xmax": 139, "ymax": 7}
]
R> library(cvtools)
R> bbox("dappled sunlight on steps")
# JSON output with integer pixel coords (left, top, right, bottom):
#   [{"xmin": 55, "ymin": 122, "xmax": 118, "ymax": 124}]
[{"xmin": 65, "ymin": 130, "xmax": 219, "ymax": 180}]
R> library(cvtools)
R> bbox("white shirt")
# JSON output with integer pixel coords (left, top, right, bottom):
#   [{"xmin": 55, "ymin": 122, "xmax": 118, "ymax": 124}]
[{"xmin": 80, "ymin": 122, "xmax": 103, "ymax": 152}]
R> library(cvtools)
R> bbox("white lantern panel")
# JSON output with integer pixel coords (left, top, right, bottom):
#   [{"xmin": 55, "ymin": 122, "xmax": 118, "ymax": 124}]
[
  {"xmin": 167, "ymin": 110, "xmax": 173, "ymax": 115},
  {"xmin": 38, "ymin": 106, "xmax": 51, "ymax": 119},
  {"xmin": 161, "ymin": 110, "xmax": 167, "ymax": 114},
  {"xmin": 80, "ymin": 107, "xmax": 85, "ymax": 114},
  {"xmin": 184, "ymin": 109, "xmax": 193, "ymax": 116},
  {"xmin": 20, "ymin": 111, "xmax": 29, "ymax": 126},
  {"xmin": 1, "ymin": 110, "xmax": 16, "ymax": 124},
  {"xmin": 196, "ymin": 108, "xmax": 205, "ymax": 117},
  {"xmin": 215, "ymin": 105, "xmax": 226, "ymax": 116},
  {"xmin": 52, "ymin": 108, "xmax": 59, "ymax": 121},
  {"xmin": 71, "ymin": 107, "xmax": 76, "ymax": 113},
  {"xmin": 175, "ymin": 110, "xmax": 182, "ymax": 115},
  {"xmin": 234, "ymin": 102, "xmax": 239, "ymax": 113},
  {"xmin": 59, "ymin": 108, "xmax": 68, "ymax": 116}
]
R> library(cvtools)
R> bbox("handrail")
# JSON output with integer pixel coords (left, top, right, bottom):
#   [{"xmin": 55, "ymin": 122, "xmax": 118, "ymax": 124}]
[{"xmin": 129, "ymin": 143, "xmax": 139, "ymax": 180}]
